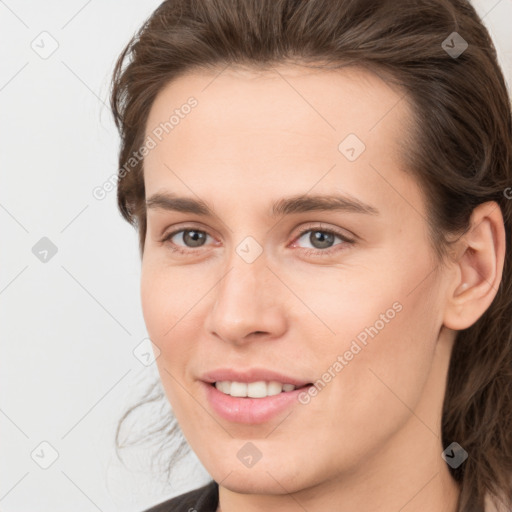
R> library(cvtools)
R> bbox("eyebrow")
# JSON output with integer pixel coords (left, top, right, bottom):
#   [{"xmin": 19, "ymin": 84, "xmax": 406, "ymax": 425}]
[{"xmin": 145, "ymin": 191, "xmax": 379, "ymax": 217}]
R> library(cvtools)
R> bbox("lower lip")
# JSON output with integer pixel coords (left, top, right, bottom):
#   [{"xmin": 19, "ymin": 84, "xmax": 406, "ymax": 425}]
[{"xmin": 202, "ymin": 381, "xmax": 312, "ymax": 424}]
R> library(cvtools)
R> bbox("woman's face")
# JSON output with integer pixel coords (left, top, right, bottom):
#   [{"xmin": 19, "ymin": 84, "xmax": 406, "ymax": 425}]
[{"xmin": 141, "ymin": 65, "xmax": 456, "ymax": 498}]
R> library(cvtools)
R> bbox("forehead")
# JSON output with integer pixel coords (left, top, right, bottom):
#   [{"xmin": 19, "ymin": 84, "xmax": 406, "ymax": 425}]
[
  {"xmin": 143, "ymin": 63, "xmax": 423, "ymax": 222},
  {"xmin": 145, "ymin": 63, "xmax": 410, "ymax": 151}
]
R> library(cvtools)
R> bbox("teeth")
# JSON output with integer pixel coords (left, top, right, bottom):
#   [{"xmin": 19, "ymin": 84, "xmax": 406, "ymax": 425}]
[{"xmin": 214, "ymin": 380, "xmax": 297, "ymax": 397}]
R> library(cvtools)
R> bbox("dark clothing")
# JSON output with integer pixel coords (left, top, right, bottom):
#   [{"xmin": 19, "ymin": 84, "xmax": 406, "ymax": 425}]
[{"xmin": 143, "ymin": 480, "xmax": 219, "ymax": 512}]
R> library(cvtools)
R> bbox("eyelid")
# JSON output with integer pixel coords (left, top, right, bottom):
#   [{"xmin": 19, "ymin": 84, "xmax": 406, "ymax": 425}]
[
  {"xmin": 160, "ymin": 221, "xmax": 218, "ymax": 241},
  {"xmin": 290, "ymin": 222, "xmax": 356, "ymax": 243},
  {"xmin": 288, "ymin": 223, "xmax": 355, "ymax": 257}
]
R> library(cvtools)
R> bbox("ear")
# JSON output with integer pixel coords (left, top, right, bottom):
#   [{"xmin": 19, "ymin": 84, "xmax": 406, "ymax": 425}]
[{"xmin": 443, "ymin": 201, "xmax": 506, "ymax": 331}]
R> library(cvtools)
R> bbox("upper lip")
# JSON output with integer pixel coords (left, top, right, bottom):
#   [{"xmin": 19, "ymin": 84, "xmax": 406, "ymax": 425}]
[{"xmin": 200, "ymin": 368, "xmax": 312, "ymax": 388}]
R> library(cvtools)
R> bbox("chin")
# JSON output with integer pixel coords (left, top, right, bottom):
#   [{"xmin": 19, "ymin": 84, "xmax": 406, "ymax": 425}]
[
  {"xmin": 212, "ymin": 463, "xmax": 312, "ymax": 495},
  {"xmin": 219, "ymin": 474, "xmax": 297, "ymax": 495}
]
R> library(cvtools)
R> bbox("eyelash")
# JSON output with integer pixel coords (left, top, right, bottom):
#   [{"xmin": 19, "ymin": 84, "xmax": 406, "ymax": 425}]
[{"xmin": 159, "ymin": 224, "xmax": 355, "ymax": 258}]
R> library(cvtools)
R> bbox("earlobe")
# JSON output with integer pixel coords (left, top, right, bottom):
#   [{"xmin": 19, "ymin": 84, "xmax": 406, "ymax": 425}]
[{"xmin": 443, "ymin": 201, "xmax": 506, "ymax": 331}]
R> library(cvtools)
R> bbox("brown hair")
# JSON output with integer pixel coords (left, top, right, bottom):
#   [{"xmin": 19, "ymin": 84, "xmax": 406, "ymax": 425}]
[{"xmin": 110, "ymin": 1, "xmax": 512, "ymax": 510}]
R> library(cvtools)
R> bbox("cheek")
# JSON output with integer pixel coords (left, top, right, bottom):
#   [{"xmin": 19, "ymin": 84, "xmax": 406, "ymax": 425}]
[
  {"xmin": 324, "ymin": 268, "xmax": 441, "ymax": 434},
  {"xmin": 140, "ymin": 255, "xmax": 198, "ymax": 334},
  {"xmin": 140, "ymin": 262, "xmax": 200, "ymax": 413},
  {"xmin": 140, "ymin": 257, "xmax": 217, "ymax": 391},
  {"xmin": 140, "ymin": 262, "xmax": 167, "ymax": 340},
  {"xmin": 299, "ymin": 247, "xmax": 441, "ymax": 410},
  {"xmin": 140, "ymin": 260, "xmax": 194, "ymax": 363}
]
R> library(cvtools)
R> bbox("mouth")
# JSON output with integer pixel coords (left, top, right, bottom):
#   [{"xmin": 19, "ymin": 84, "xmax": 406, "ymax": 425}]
[
  {"xmin": 208, "ymin": 380, "xmax": 313, "ymax": 398},
  {"xmin": 203, "ymin": 381, "xmax": 314, "ymax": 424}
]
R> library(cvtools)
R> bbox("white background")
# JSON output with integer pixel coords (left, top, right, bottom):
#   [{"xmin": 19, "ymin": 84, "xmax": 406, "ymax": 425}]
[{"xmin": 1, "ymin": 1, "xmax": 511, "ymax": 511}]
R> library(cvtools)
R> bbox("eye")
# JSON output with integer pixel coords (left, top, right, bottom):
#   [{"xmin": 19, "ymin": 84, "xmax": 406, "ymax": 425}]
[
  {"xmin": 291, "ymin": 225, "xmax": 354, "ymax": 257},
  {"xmin": 160, "ymin": 228, "xmax": 213, "ymax": 254},
  {"xmin": 159, "ymin": 224, "xmax": 355, "ymax": 257}
]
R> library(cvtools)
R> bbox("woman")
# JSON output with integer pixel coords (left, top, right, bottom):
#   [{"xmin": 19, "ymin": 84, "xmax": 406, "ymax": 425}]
[{"xmin": 110, "ymin": 0, "xmax": 512, "ymax": 511}]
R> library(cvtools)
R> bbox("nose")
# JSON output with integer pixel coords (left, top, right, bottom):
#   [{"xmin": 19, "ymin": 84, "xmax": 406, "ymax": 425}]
[{"xmin": 204, "ymin": 254, "xmax": 288, "ymax": 346}]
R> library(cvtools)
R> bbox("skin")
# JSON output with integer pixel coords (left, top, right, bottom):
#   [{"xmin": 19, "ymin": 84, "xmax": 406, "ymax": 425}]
[{"xmin": 140, "ymin": 64, "xmax": 505, "ymax": 512}]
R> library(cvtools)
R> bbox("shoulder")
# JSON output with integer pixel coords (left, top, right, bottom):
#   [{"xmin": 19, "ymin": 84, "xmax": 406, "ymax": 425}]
[{"xmin": 142, "ymin": 480, "xmax": 219, "ymax": 512}]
